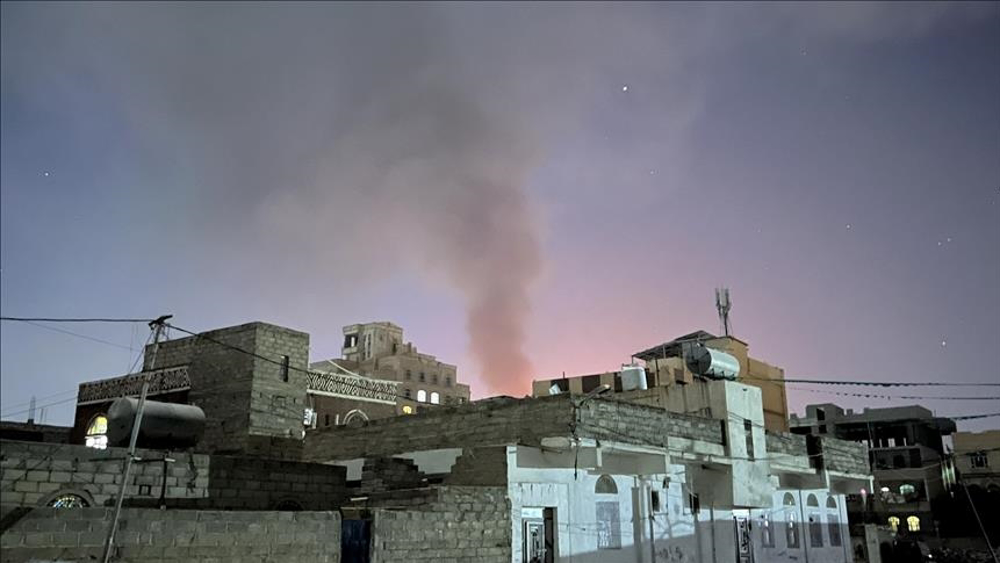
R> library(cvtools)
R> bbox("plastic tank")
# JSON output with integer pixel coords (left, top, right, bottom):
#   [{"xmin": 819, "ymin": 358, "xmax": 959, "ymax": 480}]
[
  {"xmin": 684, "ymin": 346, "xmax": 740, "ymax": 380},
  {"xmin": 620, "ymin": 365, "xmax": 649, "ymax": 391},
  {"xmin": 107, "ymin": 397, "xmax": 206, "ymax": 449}
]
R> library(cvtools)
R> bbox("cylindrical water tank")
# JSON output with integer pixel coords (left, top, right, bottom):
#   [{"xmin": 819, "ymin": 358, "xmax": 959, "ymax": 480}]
[
  {"xmin": 620, "ymin": 365, "xmax": 649, "ymax": 391},
  {"xmin": 107, "ymin": 397, "xmax": 206, "ymax": 449},
  {"xmin": 685, "ymin": 346, "xmax": 740, "ymax": 380}
]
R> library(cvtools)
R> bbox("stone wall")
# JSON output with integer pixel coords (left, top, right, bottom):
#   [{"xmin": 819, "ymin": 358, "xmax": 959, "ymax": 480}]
[
  {"xmin": 371, "ymin": 486, "xmax": 511, "ymax": 563},
  {"xmin": 811, "ymin": 436, "xmax": 870, "ymax": 475},
  {"xmin": 304, "ymin": 395, "xmax": 728, "ymax": 464},
  {"xmin": 576, "ymin": 398, "xmax": 726, "ymax": 447},
  {"xmin": 0, "ymin": 505, "xmax": 340, "ymax": 563},
  {"xmin": 1, "ymin": 440, "xmax": 348, "ymax": 511},
  {"xmin": 1, "ymin": 440, "xmax": 209, "ymax": 508},
  {"xmin": 766, "ymin": 430, "xmax": 809, "ymax": 457}
]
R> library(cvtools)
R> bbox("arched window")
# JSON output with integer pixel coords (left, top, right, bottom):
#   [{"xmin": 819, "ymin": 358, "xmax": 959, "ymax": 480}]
[
  {"xmin": 888, "ymin": 516, "xmax": 900, "ymax": 532},
  {"xmin": 402, "ymin": 405, "xmax": 413, "ymax": 415},
  {"xmin": 48, "ymin": 493, "xmax": 89, "ymax": 508},
  {"xmin": 783, "ymin": 493, "xmax": 796, "ymax": 506},
  {"xmin": 783, "ymin": 493, "xmax": 800, "ymax": 548},
  {"xmin": 430, "ymin": 392, "xmax": 440, "ymax": 405},
  {"xmin": 343, "ymin": 409, "xmax": 369, "ymax": 427},
  {"xmin": 826, "ymin": 497, "xmax": 837, "ymax": 509},
  {"xmin": 85, "ymin": 415, "xmax": 108, "ymax": 450},
  {"xmin": 806, "ymin": 494, "xmax": 819, "ymax": 507},
  {"xmin": 595, "ymin": 474, "xmax": 618, "ymax": 494},
  {"xmin": 899, "ymin": 484, "xmax": 916, "ymax": 497},
  {"xmin": 906, "ymin": 516, "xmax": 920, "ymax": 532},
  {"xmin": 417, "ymin": 389, "xmax": 427, "ymax": 402}
]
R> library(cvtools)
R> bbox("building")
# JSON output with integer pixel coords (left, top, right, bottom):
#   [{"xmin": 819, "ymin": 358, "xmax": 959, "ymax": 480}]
[
  {"xmin": 790, "ymin": 403, "xmax": 956, "ymax": 537},
  {"xmin": 302, "ymin": 377, "xmax": 871, "ymax": 563},
  {"xmin": 532, "ymin": 330, "xmax": 791, "ymax": 431},
  {"xmin": 952, "ymin": 430, "xmax": 1000, "ymax": 492},
  {"xmin": 310, "ymin": 321, "xmax": 471, "ymax": 422}
]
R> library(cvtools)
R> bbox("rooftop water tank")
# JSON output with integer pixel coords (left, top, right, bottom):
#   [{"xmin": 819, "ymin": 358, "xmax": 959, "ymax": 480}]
[
  {"xmin": 685, "ymin": 346, "xmax": 740, "ymax": 380},
  {"xmin": 107, "ymin": 398, "xmax": 206, "ymax": 449},
  {"xmin": 620, "ymin": 365, "xmax": 649, "ymax": 391}
]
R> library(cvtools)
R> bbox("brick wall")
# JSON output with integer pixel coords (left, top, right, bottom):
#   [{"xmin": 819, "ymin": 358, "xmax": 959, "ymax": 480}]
[
  {"xmin": 0, "ymin": 505, "xmax": 340, "ymax": 563},
  {"xmin": 371, "ymin": 486, "xmax": 511, "ymax": 563},
  {"xmin": 1, "ymin": 440, "xmax": 348, "ymax": 511}
]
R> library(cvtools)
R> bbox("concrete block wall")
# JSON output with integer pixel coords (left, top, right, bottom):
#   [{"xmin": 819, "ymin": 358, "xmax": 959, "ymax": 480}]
[
  {"xmin": 445, "ymin": 447, "xmax": 508, "ymax": 486},
  {"xmin": 0, "ymin": 440, "xmax": 209, "ymax": 508},
  {"xmin": 766, "ymin": 431, "xmax": 809, "ymax": 457},
  {"xmin": 247, "ymin": 324, "xmax": 311, "ymax": 441},
  {"xmin": 303, "ymin": 396, "xmax": 576, "ymax": 462},
  {"xmin": 1, "ymin": 441, "xmax": 347, "ymax": 511},
  {"xmin": 811, "ymin": 436, "xmax": 870, "ymax": 475},
  {"xmin": 371, "ymin": 486, "xmax": 511, "ymax": 563},
  {"xmin": 0, "ymin": 505, "xmax": 340, "ymax": 563},
  {"xmin": 576, "ymin": 398, "xmax": 726, "ymax": 447}
]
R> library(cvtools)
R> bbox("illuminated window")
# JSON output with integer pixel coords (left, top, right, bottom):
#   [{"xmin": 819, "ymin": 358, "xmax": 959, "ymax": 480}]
[
  {"xmin": 85, "ymin": 415, "xmax": 108, "ymax": 450},
  {"xmin": 899, "ymin": 484, "xmax": 916, "ymax": 497},
  {"xmin": 888, "ymin": 516, "xmax": 900, "ymax": 532},
  {"xmin": 906, "ymin": 516, "xmax": 920, "ymax": 532},
  {"xmin": 430, "ymin": 392, "xmax": 440, "ymax": 405},
  {"xmin": 417, "ymin": 389, "xmax": 427, "ymax": 402},
  {"xmin": 402, "ymin": 405, "xmax": 413, "ymax": 415},
  {"xmin": 48, "ymin": 493, "xmax": 89, "ymax": 508}
]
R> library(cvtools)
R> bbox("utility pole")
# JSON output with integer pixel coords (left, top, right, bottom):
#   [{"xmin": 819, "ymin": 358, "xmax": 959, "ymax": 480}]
[{"xmin": 101, "ymin": 314, "xmax": 171, "ymax": 563}]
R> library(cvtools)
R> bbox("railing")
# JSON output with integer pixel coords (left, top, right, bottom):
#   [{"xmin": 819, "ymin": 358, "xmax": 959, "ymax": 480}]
[
  {"xmin": 77, "ymin": 366, "xmax": 190, "ymax": 405},
  {"xmin": 306, "ymin": 370, "xmax": 399, "ymax": 405}
]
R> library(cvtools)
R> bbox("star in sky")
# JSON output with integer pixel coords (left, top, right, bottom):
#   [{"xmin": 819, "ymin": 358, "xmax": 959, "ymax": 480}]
[{"xmin": 621, "ymin": 85, "xmax": 629, "ymax": 93}]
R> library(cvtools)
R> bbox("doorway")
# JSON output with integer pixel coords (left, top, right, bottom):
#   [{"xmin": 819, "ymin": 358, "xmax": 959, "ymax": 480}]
[{"xmin": 522, "ymin": 507, "xmax": 556, "ymax": 563}]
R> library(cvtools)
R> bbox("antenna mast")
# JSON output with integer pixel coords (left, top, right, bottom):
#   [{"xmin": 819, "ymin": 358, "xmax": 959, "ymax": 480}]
[{"xmin": 715, "ymin": 288, "xmax": 732, "ymax": 337}]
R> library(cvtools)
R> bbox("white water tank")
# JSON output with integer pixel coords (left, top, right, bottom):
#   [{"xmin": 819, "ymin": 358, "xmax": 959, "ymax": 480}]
[
  {"xmin": 685, "ymin": 346, "xmax": 740, "ymax": 380},
  {"xmin": 620, "ymin": 365, "xmax": 648, "ymax": 391}
]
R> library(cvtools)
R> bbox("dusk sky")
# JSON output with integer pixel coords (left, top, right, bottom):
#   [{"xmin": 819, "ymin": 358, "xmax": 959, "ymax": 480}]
[{"xmin": 2, "ymin": 2, "xmax": 998, "ymax": 430}]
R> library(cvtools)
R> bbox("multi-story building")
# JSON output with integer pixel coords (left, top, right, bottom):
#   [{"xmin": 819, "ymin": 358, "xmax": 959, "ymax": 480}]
[
  {"xmin": 310, "ymin": 321, "xmax": 470, "ymax": 423},
  {"xmin": 790, "ymin": 403, "xmax": 956, "ymax": 537},
  {"xmin": 532, "ymin": 330, "xmax": 791, "ymax": 431},
  {"xmin": 952, "ymin": 430, "xmax": 1000, "ymax": 492}
]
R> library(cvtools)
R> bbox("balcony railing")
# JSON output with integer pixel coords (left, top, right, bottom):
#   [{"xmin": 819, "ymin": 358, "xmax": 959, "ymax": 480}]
[{"xmin": 77, "ymin": 366, "xmax": 190, "ymax": 405}]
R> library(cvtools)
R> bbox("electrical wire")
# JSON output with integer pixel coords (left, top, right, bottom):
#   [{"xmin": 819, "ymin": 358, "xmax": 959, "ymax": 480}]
[
  {"xmin": 741, "ymin": 375, "xmax": 1000, "ymax": 388},
  {"xmin": 1, "ymin": 317, "xmax": 155, "ymax": 323},
  {"xmin": 787, "ymin": 385, "xmax": 1000, "ymax": 401}
]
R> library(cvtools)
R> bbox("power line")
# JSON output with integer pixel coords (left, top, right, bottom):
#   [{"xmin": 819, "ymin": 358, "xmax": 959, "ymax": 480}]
[
  {"xmin": 10, "ymin": 320, "xmax": 135, "ymax": 351},
  {"xmin": 787, "ymin": 385, "xmax": 1000, "ymax": 401},
  {"xmin": 1, "ymin": 317, "xmax": 155, "ymax": 324},
  {"xmin": 743, "ymin": 375, "xmax": 1000, "ymax": 388}
]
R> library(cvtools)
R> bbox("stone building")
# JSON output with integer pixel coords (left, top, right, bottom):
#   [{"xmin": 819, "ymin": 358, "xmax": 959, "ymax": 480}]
[
  {"xmin": 532, "ymin": 330, "xmax": 791, "ymax": 431},
  {"xmin": 310, "ymin": 321, "xmax": 471, "ymax": 425},
  {"xmin": 302, "ymin": 379, "xmax": 871, "ymax": 563},
  {"xmin": 790, "ymin": 403, "xmax": 956, "ymax": 537}
]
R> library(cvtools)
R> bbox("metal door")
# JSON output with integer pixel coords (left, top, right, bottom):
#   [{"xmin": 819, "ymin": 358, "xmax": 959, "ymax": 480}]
[
  {"xmin": 341, "ymin": 519, "xmax": 371, "ymax": 563},
  {"xmin": 524, "ymin": 519, "xmax": 546, "ymax": 563},
  {"xmin": 734, "ymin": 513, "xmax": 754, "ymax": 563}
]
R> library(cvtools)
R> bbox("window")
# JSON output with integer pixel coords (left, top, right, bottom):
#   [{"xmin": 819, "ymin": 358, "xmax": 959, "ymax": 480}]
[
  {"xmin": 595, "ymin": 475, "xmax": 618, "ymax": 494},
  {"xmin": 324, "ymin": 414, "xmax": 330, "ymax": 427},
  {"xmin": 906, "ymin": 516, "xmax": 920, "ymax": 532},
  {"xmin": 784, "ymin": 494, "xmax": 800, "ymax": 549},
  {"xmin": 432, "ymin": 373, "xmax": 439, "ymax": 384},
  {"xmin": 48, "ymin": 493, "xmax": 89, "ymax": 508},
  {"xmin": 85, "ymin": 415, "xmax": 108, "ymax": 450},
  {"xmin": 404, "ymin": 388, "xmax": 412, "ymax": 399},
  {"xmin": 744, "ymin": 420, "xmax": 755, "ymax": 460},
  {"xmin": 828, "ymin": 514, "xmax": 842, "ymax": 546},
  {"xmin": 402, "ymin": 405, "xmax": 413, "ymax": 415},
  {"xmin": 417, "ymin": 389, "xmax": 427, "ymax": 402},
  {"xmin": 899, "ymin": 484, "xmax": 916, "ymax": 497},
  {"xmin": 888, "ymin": 516, "xmax": 900, "ymax": 533},
  {"xmin": 445, "ymin": 376, "xmax": 452, "ymax": 387},
  {"xmin": 760, "ymin": 514, "xmax": 775, "ymax": 548},
  {"xmin": 650, "ymin": 490, "xmax": 661, "ymax": 513},
  {"xmin": 971, "ymin": 453, "xmax": 989, "ymax": 469},
  {"xmin": 806, "ymin": 494, "xmax": 819, "ymax": 507},
  {"xmin": 280, "ymin": 355, "xmax": 290, "ymax": 382},
  {"xmin": 430, "ymin": 392, "xmax": 440, "ymax": 405},
  {"xmin": 406, "ymin": 370, "xmax": 412, "ymax": 380},
  {"xmin": 809, "ymin": 515, "xmax": 823, "ymax": 547},
  {"xmin": 419, "ymin": 372, "xmax": 426, "ymax": 382}
]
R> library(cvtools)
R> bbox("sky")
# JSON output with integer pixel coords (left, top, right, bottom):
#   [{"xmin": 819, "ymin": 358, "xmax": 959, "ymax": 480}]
[{"xmin": 2, "ymin": 2, "xmax": 998, "ymax": 431}]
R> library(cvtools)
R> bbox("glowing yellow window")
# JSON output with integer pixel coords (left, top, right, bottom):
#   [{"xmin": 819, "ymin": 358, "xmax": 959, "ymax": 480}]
[
  {"xmin": 85, "ymin": 415, "xmax": 108, "ymax": 449},
  {"xmin": 888, "ymin": 517, "xmax": 900, "ymax": 532},
  {"xmin": 402, "ymin": 405, "xmax": 413, "ymax": 415},
  {"xmin": 906, "ymin": 516, "xmax": 920, "ymax": 532}
]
